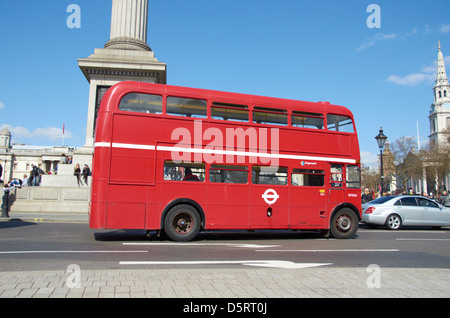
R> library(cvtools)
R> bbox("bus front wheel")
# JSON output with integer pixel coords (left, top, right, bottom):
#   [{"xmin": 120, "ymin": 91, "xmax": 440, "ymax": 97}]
[
  {"xmin": 164, "ymin": 204, "xmax": 201, "ymax": 242},
  {"xmin": 330, "ymin": 208, "xmax": 358, "ymax": 239}
]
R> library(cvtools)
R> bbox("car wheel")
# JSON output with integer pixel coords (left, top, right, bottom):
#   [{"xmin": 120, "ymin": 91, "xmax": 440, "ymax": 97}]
[{"xmin": 385, "ymin": 214, "xmax": 402, "ymax": 230}]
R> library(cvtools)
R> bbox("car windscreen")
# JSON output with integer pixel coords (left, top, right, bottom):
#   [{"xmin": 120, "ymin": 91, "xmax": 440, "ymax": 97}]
[{"xmin": 368, "ymin": 196, "xmax": 397, "ymax": 204}]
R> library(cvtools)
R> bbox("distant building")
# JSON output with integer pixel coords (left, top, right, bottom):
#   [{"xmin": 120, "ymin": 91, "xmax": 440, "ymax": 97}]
[{"xmin": 0, "ymin": 126, "xmax": 74, "ymax": 184}]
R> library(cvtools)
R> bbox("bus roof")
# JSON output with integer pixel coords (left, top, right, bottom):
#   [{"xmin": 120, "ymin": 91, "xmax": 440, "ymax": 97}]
[{"xmin": 103, "ymin": 81, "xmax": 354, "ymax": 117}]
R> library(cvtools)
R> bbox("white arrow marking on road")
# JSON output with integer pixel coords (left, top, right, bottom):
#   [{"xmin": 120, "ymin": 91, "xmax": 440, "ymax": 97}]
[
  {"xmin": 123, "ymin": 242, "xmax": 280, "ymax": 249},
  {"xmin": 119, "ymin": 260, "xmax": 332, "ymax": 269}
]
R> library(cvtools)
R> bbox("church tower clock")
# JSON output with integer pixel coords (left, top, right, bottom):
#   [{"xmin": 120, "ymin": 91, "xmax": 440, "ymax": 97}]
[{"xmin": 429, "ymin": 41, "xmax": 450, "ymax": 146}]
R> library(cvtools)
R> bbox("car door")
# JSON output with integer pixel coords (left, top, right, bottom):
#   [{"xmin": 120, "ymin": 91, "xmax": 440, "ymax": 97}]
[
  {"xmin": 417, "ymin": 197, "xmax": 448, "ymax": 226},
  {"xmin": 397, "ymin": 197, "xmax": 422, "ymax": 226}
]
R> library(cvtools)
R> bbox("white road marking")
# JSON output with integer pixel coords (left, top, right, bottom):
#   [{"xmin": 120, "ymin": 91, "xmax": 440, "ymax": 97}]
[
  {"xmin": 0, "ymin": 250, "xmax": 148, "ymax": 254},
  {"xmin": 255, "ymin": 249, "xmax": 399, "ymax": 252},
  {"xmin": 119, "ymin": 260, "xmax": 333, "ymax": 269},
  {"xmin": 123, "ymin": 242, "xmax": 280, "ymax": 249},
  {"xmin": 396, "ymin": 238, "xmax": 450, "ymax": 241}
]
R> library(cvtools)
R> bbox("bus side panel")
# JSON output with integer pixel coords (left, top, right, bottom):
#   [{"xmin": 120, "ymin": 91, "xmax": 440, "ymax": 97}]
[
  {"xmin": 109, "ymin": 147, "xmax": 155, "ymax": 184},
  {"xmin": 327, "ymin": 134, "xmax": 350, "ymax": 156},
  {"xmin": 290, "ymin": 187, "xmax": 328, "ymax": 229},
  {"xmin": 206, "ymin": 184, "xmax": 250, "ymax": 229},
  {"xmin": 110, "ymin": 114, "xmax": 159, "ymax": 185},
  {"xmin": 105, "ymin": 185, "xmax": 147, "ymax": 229},
  {"xmin": 90, "ymin": 202, "xmax": 106, "ymax": 229},
  {"xmin": 249, "ymin": 186, "xmax": 289, "ymax": 229},
  {"xmin": 90, "ymin": 146, "xmax": 111, "ymax": 229},
  {"xmin": 106, "ymin": 202, "xmax": 146, "ymax": 229}
]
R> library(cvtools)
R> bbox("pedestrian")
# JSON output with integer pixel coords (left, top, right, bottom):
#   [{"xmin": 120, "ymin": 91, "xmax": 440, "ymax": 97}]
[
  {"xmin": 1, "ymin": 181, "xmax": 15, "ymax": 217},
  {"xmin": 60, "ymin": 154, "xmax": 69, "ymax": 164},
  {"xmin": 74, "ymin": 163, "xmax": 82, "ymax": 186},
  {"xmin": 439, "ymin": 190, "xmax": 450, "ymax": 207},
  {"xmin": 30, "ymin": 164, "xmax": 41, "ymax": 186},
  {"xmin": 82, "ymin": 164, "xmax": 91, "ymax": 186},
  {"xmin": 22, "ymin": 174, "xmax": 29, "ymax": 187},
  {"xmin": 361, "ymin": 188, "xmax": 372, "ymax": 204}
]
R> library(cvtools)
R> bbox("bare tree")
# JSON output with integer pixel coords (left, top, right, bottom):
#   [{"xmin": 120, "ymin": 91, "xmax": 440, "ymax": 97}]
[
  {"xmin": 420, "ymin": 130, "xmax": 450, "ymax": 193},
  {"xmin": 390, "ymin": 136, "xmax": 423, "ymax": 190}
]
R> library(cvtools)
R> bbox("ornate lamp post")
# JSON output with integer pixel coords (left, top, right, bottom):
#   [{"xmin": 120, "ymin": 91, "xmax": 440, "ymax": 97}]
[{"xmin": 375, "ymin": 127, "xmax": 388, "ymax": 196}]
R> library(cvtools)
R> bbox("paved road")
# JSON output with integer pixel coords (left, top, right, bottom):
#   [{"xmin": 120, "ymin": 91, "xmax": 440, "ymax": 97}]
[{"xmin": 0, "ymin": 217, "xmax": 449, "ymax": 299}]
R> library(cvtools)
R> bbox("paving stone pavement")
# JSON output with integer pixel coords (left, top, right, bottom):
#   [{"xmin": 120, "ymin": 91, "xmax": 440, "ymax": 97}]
[{"xmin": 0, "ymin": 267, "xmax": 449, "ymax": 298}]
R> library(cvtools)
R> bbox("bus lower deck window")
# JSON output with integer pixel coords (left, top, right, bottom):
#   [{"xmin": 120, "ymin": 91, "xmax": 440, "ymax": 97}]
[
  {"xmin": 292, "ymin": 169, "xmax": 325, "ymax": 186},
  {"xmin": 209, "ymin": 165, "xmax": 248, "ymax": 184},
  {"xmin": 252, "ymin": 166, "xmax": 288, "ymax": 185},
  {"xmin": 164, "ymin": 161, "xmax": 205, "ymax": 182}
]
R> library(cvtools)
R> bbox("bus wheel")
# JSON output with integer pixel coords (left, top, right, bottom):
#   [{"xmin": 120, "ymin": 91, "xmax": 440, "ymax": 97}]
[
  {"xmin": 330, "ymin": 208, "xmax": 358, "ymax": 239},
  {"xmin": 164, "ymin": 204, "xmax": 201, "ymax": 242}
]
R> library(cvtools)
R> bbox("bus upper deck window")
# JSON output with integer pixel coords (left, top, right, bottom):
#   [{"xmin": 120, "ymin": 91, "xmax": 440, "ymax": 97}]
[
  {"xmin": 292, "ymin": 111, "xmax": 324, "ymax": 129},
  {"xmin": 326, "ymin": 114, "xmax": 354, "ymax": 133},
  {"xmin": 119, "ymin": 93, "xmax": 163, "ymax": 114},
  {"xmin": 211, "ymin": 102, "xmax": 249, "ymax": 122},
  {"xmin": 167, "ymin": 97, "xmax": 207, "ymax": 118},
  {"xmin": 253, "ymin": 107, "xmax": 288, "ymax": 126}
]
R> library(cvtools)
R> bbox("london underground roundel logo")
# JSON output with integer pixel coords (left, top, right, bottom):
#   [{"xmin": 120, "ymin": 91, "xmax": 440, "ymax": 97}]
[{"xmin": 262, "ymin": 189, "xmax": 279, "ymax": 205}]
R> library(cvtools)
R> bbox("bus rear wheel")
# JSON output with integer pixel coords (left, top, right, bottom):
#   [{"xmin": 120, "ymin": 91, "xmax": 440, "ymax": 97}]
[
  {"xmin": 330, "ymin": 208, "xmax": 358, "ymax": 239},
  {"xmin": 164, "ymin": 204, "xmax": 201, "ymax": 242}
]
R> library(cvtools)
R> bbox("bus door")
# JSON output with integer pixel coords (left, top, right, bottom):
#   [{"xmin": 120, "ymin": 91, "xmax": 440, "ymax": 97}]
[
  {"xmin": 329, "ymin": 164, "xmax": 345, "ymax": 208},
  {"xmin": 250, "ymin": 166, "xmax": 289, "ymax": 229},
  {"xmin": 290, "ymin": 166, "xmax": 327, "ymax": 228}
]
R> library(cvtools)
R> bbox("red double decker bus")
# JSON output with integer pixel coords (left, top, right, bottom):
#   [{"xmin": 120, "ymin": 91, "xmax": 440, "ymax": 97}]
[{"xmin": 90, "ymin": 81, "xmax": 361, "ymax": 241}]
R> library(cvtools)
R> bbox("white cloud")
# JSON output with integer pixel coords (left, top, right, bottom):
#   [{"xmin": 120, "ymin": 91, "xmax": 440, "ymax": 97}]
[
  {"xmin": 440, "ymin": 24, "xmax": 450, "ymax": 33},
  {"xmin": 0, "ymin": 124, "xmax": 72, "ymax": 143},
  {"xmin": 356, "ymin": 33, "xmax": 397, "ymax": 52},
  {"xmin": 386, "ymin": 56, "xmax": 450, "ymax": 86},
  {"xmin": 34, "ymin": 127, "xmax": 68, "ymax": 141},
  {"xmin": 0, "ymin": 101, "xmax": 4, "ymax": 109},
  {"xmin": 361, "ymin": 151, "xmax": 379, "ymax": 167},
  {"xmin": 386, "ymin": 73, "xmax": 434, "ymax": 86}
]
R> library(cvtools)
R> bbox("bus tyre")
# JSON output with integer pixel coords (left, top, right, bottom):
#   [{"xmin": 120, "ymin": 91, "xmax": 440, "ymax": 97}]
[
  {"xmin": 164, "ymin": 204, "xmax": 201, "ymax": 242},
  {"xmin": 330, "ymin": 208, "xmax": 358, "ymax": 239}
]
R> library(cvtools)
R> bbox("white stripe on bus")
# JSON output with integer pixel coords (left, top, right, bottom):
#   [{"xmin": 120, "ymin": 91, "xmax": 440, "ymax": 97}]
[{"xmin": 94, "ymin": 142, "xmax": 357, "ymax": 164}]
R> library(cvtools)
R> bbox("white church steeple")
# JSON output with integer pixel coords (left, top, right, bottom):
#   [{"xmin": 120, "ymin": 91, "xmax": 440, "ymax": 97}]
[
  {"xmin": 436, "ymin": 41, "xmax": 449, "ymax": 89},
  {"xmin": 429, "ymin": 41, "xmax": 450, "ymax": 146}
]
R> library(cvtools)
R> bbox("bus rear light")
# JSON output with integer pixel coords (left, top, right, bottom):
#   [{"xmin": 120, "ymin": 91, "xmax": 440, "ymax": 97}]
[{"xmin": 364, "ymin": 207, "xmax": 376, "ymax": 214}]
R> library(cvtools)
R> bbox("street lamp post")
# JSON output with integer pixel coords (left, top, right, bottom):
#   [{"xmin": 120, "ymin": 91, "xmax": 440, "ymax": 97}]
[{"xmin": 375, "ymin": 127, "xmax": 388, "ymax": 196}]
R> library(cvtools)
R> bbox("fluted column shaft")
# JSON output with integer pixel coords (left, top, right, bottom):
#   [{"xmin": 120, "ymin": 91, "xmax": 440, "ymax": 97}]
[{"xmin": 105, "ymin": 0, "xmax": 150, "ymax": 51}]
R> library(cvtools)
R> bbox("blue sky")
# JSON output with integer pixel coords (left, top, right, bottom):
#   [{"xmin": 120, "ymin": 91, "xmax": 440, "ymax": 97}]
[{"xmin": 0, "ymin": 0, "xmax": 449, "ymax": 167}]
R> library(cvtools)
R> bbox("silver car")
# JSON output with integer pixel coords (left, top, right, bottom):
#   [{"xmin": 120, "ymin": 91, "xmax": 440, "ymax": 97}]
[{"xmin": 361, "ymin": 195, "xmax": 450, "ymax": 230}]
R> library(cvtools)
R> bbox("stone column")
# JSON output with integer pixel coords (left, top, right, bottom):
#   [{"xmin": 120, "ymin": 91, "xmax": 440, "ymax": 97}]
[
  {"xmin": 104, "ymin": 0, "xmax": 151, "ymax": 51},
  {"xmin": 78, "ymin": 0, "xmax": 166, "ymax": 150}
]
